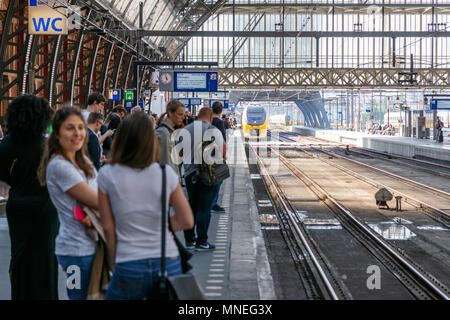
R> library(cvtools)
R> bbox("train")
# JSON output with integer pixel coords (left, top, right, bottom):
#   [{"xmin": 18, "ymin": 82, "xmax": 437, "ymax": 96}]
[
  {"xmin": 269, "ymin": 114, "xmax": 292, "ymax": 126},
  {"xmin": 241, "ymin": 106, "xmax": 268, "ymax": 139}
]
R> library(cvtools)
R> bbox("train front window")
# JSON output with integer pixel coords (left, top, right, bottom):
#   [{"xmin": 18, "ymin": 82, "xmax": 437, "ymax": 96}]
[{"xmin": 248, "ymin": 113, "xmax": 264, "ymax": 122}]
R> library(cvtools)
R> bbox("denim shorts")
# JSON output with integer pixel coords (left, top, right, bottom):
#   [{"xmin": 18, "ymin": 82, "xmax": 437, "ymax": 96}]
[
  {"xmin": 106, "ymin": 257, "xmax": 182, "ymax": 300},
  {"xmin": 57, "ymin": 254, "xmax": 95, "ymax": 300}
]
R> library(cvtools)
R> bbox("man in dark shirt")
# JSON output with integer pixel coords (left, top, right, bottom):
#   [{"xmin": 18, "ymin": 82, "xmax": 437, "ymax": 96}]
[
  {"xmin": 87, "ymin": 112, "xmax": 104, "ymax": 171},
  {"xmin": 211, "ymin": 102, "xmax": 227, "ymax": 212}
]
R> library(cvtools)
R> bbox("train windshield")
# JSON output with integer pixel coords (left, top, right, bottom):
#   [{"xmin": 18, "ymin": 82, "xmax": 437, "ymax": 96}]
[{"xmin": 247, "ymin": 107, "xmax": 266, "ymax": 123}]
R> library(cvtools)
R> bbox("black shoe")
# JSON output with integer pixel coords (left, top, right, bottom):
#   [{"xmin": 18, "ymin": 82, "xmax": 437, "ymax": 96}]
[{"xmin": 212, "ymin": 204, "xmax": 225, "ymax": 212}]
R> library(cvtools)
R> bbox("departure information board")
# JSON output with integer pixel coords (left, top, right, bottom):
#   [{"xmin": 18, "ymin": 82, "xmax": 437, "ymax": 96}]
[
  {"xmin": 176, "ymin": 73, "xmax": 207, "ymax": 91},
  {"xmin": 159, "ymin": 70, "xmax": 218, "ymax": 92},
  {"xmin": 430, "ymin": 99, "xmax": 450, "ymax": 110}
]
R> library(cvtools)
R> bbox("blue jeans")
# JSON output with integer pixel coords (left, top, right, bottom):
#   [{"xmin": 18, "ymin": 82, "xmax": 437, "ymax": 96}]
[
  {"xmin": 105, "ymin": 257, "xmax": 182, "ymax": 300},
  {"xmin": 184, "ymin": 173, "xmax": 218, "ymax": 245},
  {"xmin": 57, "ymin": 254, "xmax": 95, "ymax": 300},
  {"xmin": 211, "ymin": 181, "xmax": 223, "ymax": 208}
]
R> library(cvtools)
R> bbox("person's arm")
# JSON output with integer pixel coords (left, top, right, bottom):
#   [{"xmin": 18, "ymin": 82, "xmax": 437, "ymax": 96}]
[
  {"xmin": 169, "ymin": 184, "xmax": 194, "ymax": 232},
  {"xmin": 156, "ymin": 128, "xmax": 170, "ymax": 165},
  {"xmin": 98, "ymin": 190, "xmax": 116, "ymax": 268},
  {"xmin": 67, "ymin": 182, "xmax": 99, "ymax": 210},
  {"xmin": 219, "ymin": 121, "xmax": 227, "ymax": 159},
  {"xmin": 98, "ymin": 130, "xmax": 114, "ymax": 144},
  {"xmin": 87, "ymin": 135, "xmax": 101, "ymax": 171}
]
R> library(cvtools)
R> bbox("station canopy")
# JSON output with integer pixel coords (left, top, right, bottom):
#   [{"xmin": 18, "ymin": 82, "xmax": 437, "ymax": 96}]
[{"xmin": 99, "ymin": 0, "xmax": 227, "ymax": 59}]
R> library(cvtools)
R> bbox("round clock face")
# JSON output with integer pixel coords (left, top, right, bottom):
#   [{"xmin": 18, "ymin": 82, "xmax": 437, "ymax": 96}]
[{"xmin": 161, "ymin": 73, "xmax": 172, "ymax": 84}]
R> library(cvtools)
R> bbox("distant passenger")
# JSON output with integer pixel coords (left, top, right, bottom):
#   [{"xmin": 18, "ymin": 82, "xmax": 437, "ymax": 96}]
[
  {"xmin": 152, "ymin": 113, "xmax": 159, "ymax": 124},
  {"xmin": 87, "ymin": 112, "xmax": 105, "ymax": 171},
  {"xmin": 39, "ymin": 107, "xmax": 99, "ymax": 300},
  {"xmin": 182, "ymin": 107, "xmax": 225, "ymax": 251},
  {"xmin": 156, "ymin": 100, "xmax": 186, "ymax": 176},
  {"xmin": 436, "ymin": 116, "xmax": 444, "ymax": 143},
  {"xmin": 82, "ymin": 92, "xmax": 106, "ymax": 122},
  {"xmin": 0, "ymin": 95, "xmax": 58, "ymax": 300},
  {"xmin": 97, "ymin": 112, "xmax": 193, "ymax": 300},
  {"xmin": 84, "ymin": 93, "xmax": 113, "ymax": 150},
  {"xmin": 211, "ymin": 102, "xmax": 227, "ymax": 213}
]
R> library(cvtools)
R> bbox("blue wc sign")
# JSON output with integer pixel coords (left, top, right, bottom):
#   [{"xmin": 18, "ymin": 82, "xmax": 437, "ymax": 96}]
[{"xmin": 28, "ymin": 0, "xmax": 68, "ymax": 35}]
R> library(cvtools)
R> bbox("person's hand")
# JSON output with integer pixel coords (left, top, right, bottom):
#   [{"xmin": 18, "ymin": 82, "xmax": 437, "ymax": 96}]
[
  {"xmin": 106, "ymin": 129, "xmax": 114, "ymax": 137},
  {"xmin": 81, "ymin": 216, "xmax": 93, "ymax": 228},
  {"xmin": 100, "ymin": 155, "xmax": 106, "ymax": 163}
]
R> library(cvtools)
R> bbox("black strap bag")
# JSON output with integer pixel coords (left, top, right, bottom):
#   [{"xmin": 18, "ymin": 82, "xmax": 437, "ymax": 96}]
[{"xmin": 148, "ymin": 164, "xmax": 205, "ymax": 300}]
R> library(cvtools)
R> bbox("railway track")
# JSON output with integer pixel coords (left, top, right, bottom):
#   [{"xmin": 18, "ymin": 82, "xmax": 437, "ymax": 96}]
[
  {"xmin": 250, "ymin": 131, "xmax": 450, "ymax": 300},
  {"xmin": 275, "ymin": 132, "xmax": 450, "ymax": 228},
  {"xmin": 286, "ymin": 132, "xmax": 450, "ymax": 179}
]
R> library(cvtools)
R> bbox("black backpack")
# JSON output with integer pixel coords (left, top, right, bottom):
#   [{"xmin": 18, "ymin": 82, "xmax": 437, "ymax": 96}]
[{"xmin": 195, "ymin": 126, "xmax": 230, "ymax": 186}]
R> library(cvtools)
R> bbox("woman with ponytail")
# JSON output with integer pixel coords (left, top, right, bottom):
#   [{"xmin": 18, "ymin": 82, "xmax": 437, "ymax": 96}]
[
  {"xmin": 38, "ymin": 106, "xmax": 99, "ymax": 300},
  {"xmin": 155, "ymin": 100, "xmax": 186, "ymax": 177}
]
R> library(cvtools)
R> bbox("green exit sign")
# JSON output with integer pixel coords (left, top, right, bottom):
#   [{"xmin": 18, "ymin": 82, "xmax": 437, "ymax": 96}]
[{"xmin": 124, "ymin": 90, "xmax": 135, "ymax": 101}]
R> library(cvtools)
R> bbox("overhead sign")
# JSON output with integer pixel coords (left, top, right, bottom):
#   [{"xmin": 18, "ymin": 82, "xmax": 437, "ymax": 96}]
[
  {"xmin": 124, "ymin": 89, "xmax": 135, "ymax": 101},
  {"xmin": 189, "ymin": 98, "xmax": 202, "ymax": 106},
  {"xmin": 430, "ymin": 99, "xmax": 450, "ymax": 110},
  {"xmin": 209, "ymin": 99, "xmax": 229, "ymax": 108},
  {"xmin": 177, "ymin": 98, "xmax": 190, "ymax": 106},
  {"xmin": 177, "ymin": 98, "xmax": 202, "ymax": 106},
  {"xmin": 28, "ymin": 0, "xmax": 68, "ymax": 35},
  {"xmin": 159, "ymin": 70, "xmax": 218, "ymax": 92},
  {"xmin": 108, "ymin": 89, "xmax": 121, "ymax": 101}
]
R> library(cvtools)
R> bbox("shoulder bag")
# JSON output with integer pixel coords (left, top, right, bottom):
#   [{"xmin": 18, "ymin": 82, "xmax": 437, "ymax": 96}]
[{"xmin": 148, "ymin": 164, "xmax": 205, "ymax": 300}]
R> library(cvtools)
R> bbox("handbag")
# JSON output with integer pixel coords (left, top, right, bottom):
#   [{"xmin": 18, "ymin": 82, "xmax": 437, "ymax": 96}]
[{"xmin": 148, "ymin": 164, "xmax": 205, "ymax": 300}]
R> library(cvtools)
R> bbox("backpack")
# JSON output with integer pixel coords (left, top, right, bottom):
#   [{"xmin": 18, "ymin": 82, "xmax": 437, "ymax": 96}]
[{"xmin": 195, "ymin": 126, "xmax": 230, "ymax": 186}]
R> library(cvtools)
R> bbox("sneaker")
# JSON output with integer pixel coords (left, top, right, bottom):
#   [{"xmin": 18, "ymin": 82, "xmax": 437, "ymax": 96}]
[
  {"xmin": 195, "ymin": 242, "xmax": 216, "ymax": 251},
  {"xmin": 212, "ymin": 204, "xmax": 225, "ymax": 212},
  {"xmin": 185, "ymin": 241, "xmax": 196, "ymax": 250}
]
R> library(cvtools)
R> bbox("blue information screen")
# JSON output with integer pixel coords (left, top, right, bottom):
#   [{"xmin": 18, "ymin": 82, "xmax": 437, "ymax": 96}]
[
  {"xmin": 430, "ymin": 99, "xmax": 450, "ymax": 110},
  {"xmin": 189, "ymin": 98, "xmax": 202, "ymax": 105},
  {"xmin": 177, "ymin": 98, "xmax": 190, "ymax": 106},
  {"xmin": 173, "ymin": 72, "xmax": 218, "ymax": 92},
  {"xmin": 209, "ymin": 99, "xmax": 229, "ymax": 108}
]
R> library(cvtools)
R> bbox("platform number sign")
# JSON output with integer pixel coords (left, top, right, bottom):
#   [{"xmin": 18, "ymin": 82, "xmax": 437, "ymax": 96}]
[{"xmin": 125, "ymin": 90, "xmax": 134, "ymax": 101}]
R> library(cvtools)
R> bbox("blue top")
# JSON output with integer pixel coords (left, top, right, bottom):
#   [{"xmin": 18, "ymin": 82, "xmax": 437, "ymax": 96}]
[{"xmin": 87, "ymin": 128, "xmax": 101, "ymax": 171}]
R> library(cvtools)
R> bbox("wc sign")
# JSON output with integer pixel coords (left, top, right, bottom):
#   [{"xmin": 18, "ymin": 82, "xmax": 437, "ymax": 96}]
[{"xmin": 28, "ymin": 0, "xmax": 69, "ymax": 35}]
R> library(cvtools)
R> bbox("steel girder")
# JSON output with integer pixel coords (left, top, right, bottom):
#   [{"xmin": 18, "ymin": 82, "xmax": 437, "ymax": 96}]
[
  {"xmin": 219, "ymin": 3, "xmax": 450, "ymax": 15},
  {"xmin": 166, "ymin": 0, "xmax": 229, "ymax": 60},
  {"xmin": 118, "ymin": 53, "xmax": 133, "ymax": 92},
  {"xmin": 218, "ymin": 68, "xmax": 450, "ymax": 89},
  {"xmin": 30, "ymin": 35, "xmax": 61, "ymax": 99},
  {"xmin": 71, "ymin": 32, "xmax": 100, "ymax": 107},
  {"xmin": 109, "ymin": 47, "xmax": 125, "ymax": 90},
  {"xmin": 52, "ymin": 28, "xmax": 85, "ymax": 108},
  {"xmin": 90, "ymin": 38, "xmax": 114, "ymax": 95},
  {"xmin": 0, "ymin": 0, "xmax": 29, "ymax": 104}
]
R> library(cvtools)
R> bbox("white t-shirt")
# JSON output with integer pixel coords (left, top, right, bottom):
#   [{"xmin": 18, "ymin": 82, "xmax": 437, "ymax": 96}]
[
  {"xmin": 97, "ymin": 163, "xmax": 179, "ymax": 263},
  {"xmin": 46, "ymin": 156, "xmax": 98, "ymax": 256},
  {"xmin": 81, "ymin": 110, "xmax": 90, "ymax": 123}
]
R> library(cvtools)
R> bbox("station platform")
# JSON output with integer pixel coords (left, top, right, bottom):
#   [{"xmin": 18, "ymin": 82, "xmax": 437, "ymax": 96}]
[
  {"xmin": 291, "ymin": 126, "xmax": 450, "ymax": 162},
  {"xmin": 0, "ymin": 130, "xmax": 275, "ymax": 300}
]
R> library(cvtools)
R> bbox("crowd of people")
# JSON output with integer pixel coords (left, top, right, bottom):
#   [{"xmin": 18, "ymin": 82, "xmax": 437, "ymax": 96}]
[
  {"xmin": 0, "ymin": 93, "xmax": 235, "ymax": 300},
  {"xmin": 367, "ymin": 122, "xmax": 395, "ymax": 136}
]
